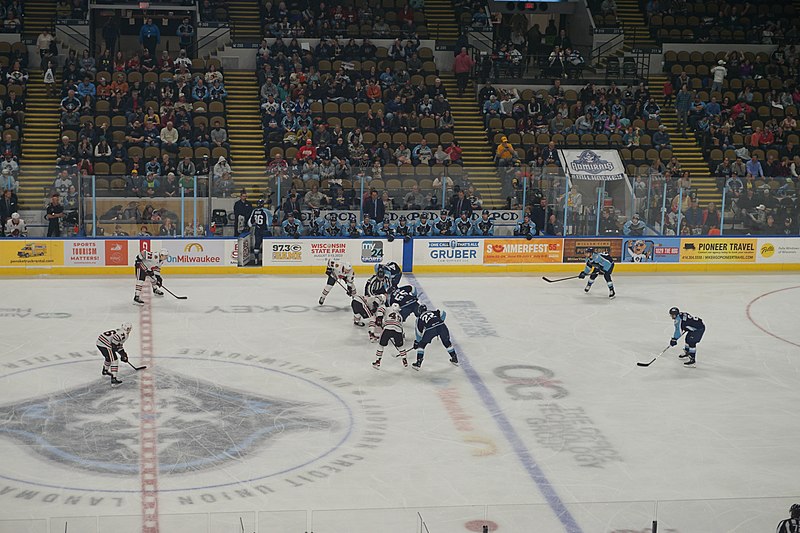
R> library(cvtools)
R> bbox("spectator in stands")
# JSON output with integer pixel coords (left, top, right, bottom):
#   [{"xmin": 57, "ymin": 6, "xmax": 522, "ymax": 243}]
[
  {"xmin": 160, "ymin": 121, "xmax": 179, "ymax": 153},
  {"xmin": 746, "ymin": 154, "xmax": 764, "ymax": 179},
  {"xmin": 210, "ymin": 120, "xmax": 229, "ymax": 149},
  {"xmin": 710, "ymin": 59, "xmax": 727, "ymax": 94},
  {"xmin": 0, "ymin": 188, "xmax": 18, "ymax": 232},
  {"xmin": 177, "ymin": 17, "xmax": 195, "ymax": 57},
  {"xmin": 213, "ymin": 156, "xmax": 232, "ymax": 180},
  {"xmin": 139, "ymin": 17, "xmax": 161, "ymax": 57},
  {"xmin": 623, "ymin": 213, "xmax": 646, "ymax": 235},
  {"xmin": 495, "ymin": 136, "xmax": 517, "ymax": 167},
  {"xmin": 675, "ymin": 84, "xmax": 692, "ymax": 136},
  {"xmin": 56, "ymin": 136, "xmax": 76, "ymax": 168},
  {"xmin": 454, "ymin": 47, "xmax": 475, "ymax": 97},
  {"xmin": 653, "ymin": 125, "xmax": 672, "ymax": 151},
  {"xmin": 363, "ymin": 189, "xmax": 385, "ymax": 222}
]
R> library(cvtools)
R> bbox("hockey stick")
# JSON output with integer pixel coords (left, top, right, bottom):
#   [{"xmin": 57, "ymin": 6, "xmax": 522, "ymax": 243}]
[
  {"xmin": 161, "ymin": 285, "xmax": 188, "ymax": 300},
  {"xmin": 542, "ymin": 275, "xmax": 580, "ymax": 283},
  {"xmin": 126, "ymin": 360, "xmax": 148, "ymax": 371},
  {"xmin": 637, "ymin": 333, "xmax": 686, "ymax": 367},
  {"xmin": 336, "ymin": 278, "xmax": 354, "ymax": 295}
]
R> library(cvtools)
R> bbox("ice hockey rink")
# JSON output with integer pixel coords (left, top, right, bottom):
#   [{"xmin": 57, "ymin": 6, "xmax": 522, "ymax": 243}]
[{"xmin": 0, "ymin": 273, "xmax": 798, "ymax": 533}]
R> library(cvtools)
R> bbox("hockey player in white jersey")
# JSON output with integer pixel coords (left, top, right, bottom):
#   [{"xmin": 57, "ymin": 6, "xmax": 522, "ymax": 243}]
[
  {"xmin": 319, "ymin": 259, "xmax": 356, "ymax": 305},
  {"xmin": 372, "ymin": 303, "xmax": 409, "ymax": 369},
  {"xmin": 133, "ymin": 249, "xmax": 168, "ymax": 305},
  {"xmin": 96, "ymin": 323, "xmax": 132, "ymax": 386},
  {"xmin": 351, "ymin": 292, "xmax": 385, "ymax": 341}
]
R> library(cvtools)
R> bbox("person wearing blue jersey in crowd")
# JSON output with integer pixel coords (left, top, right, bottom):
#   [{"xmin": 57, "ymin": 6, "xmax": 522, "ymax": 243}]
[
  {"xmin": 434, "ymin": 209, "xmax": 453, "ymax": 235},
  {"xmin": 387, "ymin": 284, "xmax": 420, "ymax": 321},
  {"xmin": 281, "ymin": 211, "xmax": 303, "ymax": 238},
  {"xmin": 579, "ymin": 247, "xmax": 615, "ymax": 298},
  {"xmin": 323, "ymin": 213, "xmax": 343, "ymax": 236},
  {"xmin": 308, "ymin": 208, "xmax": 327, "ymax": 236},
  {"xmin": 414, "ymin": 212, "xmax": 434, "ymax": 236},
  {"xmin": 514, "ymin": 213, "xmax": 536, "ymax": 239},
  {"xmin": 343, "ymin": 215, "xmax": 363, "ymax": 237},
  {"xmin": 453, "ymin": 211, "xmax": 474, "ymax": 236},
  {"xmin": 395, "ymin": 215, "xmax": 413, "ymax": 241},
  {"xmin": 412, "ymin": 304, "xmax": 458, "ymax": 370},
  {"xmin": 360, "ymin": 213, "xmax": 377, "ymax": 236},
  {"xmin": 377, "ymin": 218, "xmax": 396, "ymax": 240},
  {"xmin": 669, "ymin": 307, "xmax": 705, "ymax": 366},
  {"xmin": 473, "ymin": 209, "xmax": 494, "ymax": 236}
]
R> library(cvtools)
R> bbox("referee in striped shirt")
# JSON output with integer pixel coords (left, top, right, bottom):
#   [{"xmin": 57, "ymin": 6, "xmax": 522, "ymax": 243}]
[{"xmin": 777, "ymin": 504, "xmax": 800, "ymax": 533}]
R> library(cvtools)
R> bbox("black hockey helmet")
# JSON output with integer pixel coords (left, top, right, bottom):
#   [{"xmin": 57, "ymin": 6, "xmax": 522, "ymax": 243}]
[
  {"xmin": 417, "ymin": 303, "xmax": 427, "ymax": 314},
  {"xmin": 399, "ymin": 215, "xmax": 407, "ymax": 222},
  {"xmin": 257, "ymin": 198, "xmax": 265, "ymax": 207},
  {"xmin": 482, "ymin": 209, "xmax": 490, "ymax": 216},
  {"xmin": 440, "ymin": 209, "xmax": 448, "ymax": 216},
  {"xmin": 669, "ymin": 307, "xmax": 680, "ymax": 318},
  {"xmin": 376, "ymin": 265, "xmax": 386, "ymax": 278},
  {"xmin": 420, "ymin": 212, "xmax": 428, "ymax": 219},
  {"xmin": 312, "ymin": 208, "xmax": 320, "ymax": 216},
  {"xmin": 584, "ymin": 247, "xmax": 595, "ymax": 255},
  {"xmin": 791, "ymin": 504, "xmax": 800, "ymax": 517}
]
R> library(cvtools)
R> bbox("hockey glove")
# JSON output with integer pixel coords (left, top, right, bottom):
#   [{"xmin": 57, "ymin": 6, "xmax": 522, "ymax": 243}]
[
  {"xmin": 578, "ymin": 271, "xmax": 586, "ymax": 279},
  {"xmin": 118, "ymin": 349, "xmax": 129, "ymax": 363},
  {"xmin": 404, "ymin": 235, "xmax": 411, "ymax": 243},
  {"xmin": 154, "ymin": 274, "xmax": 163, "ymax": 288},
  {"xmin": 526, "ymin": 234, "xmax": 533, "ymax": 240},
  {"xmin": 669, "ymin": 338, "xmax": 677, "ymax": 347},
  {"xmin": 325, "ymin": 266, "xmax": 333, "ymax": 276},
  {"xmin": 347, "ymin": 286, "xmax": 356, "ymax": 297},
  {"xmin": 412, "ymin": 340, "xmax": 419, "ymax": 350},
  {"xmin": 387, "ymin": 234, "xmax": 395, "ymax": 242}
]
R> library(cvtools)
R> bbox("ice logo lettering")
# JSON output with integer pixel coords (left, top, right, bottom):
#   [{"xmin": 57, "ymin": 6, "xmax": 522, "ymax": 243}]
[
  {"xmin": 569, "ymin": 150, "xmax": 614, "ymax": 174},
  {"xmin": 0, "ymin": 369, "xmax": 336, "ymax": 475}
]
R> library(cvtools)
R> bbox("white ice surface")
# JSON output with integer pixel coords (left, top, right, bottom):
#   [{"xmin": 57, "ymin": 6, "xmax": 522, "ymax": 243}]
[{"xmin": 0, "ymin": 273, "xmax": 798, "ymax": 533}]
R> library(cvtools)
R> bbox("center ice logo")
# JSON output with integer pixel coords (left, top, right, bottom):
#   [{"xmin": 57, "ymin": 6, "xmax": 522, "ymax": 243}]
[{"xmin": 0, "ymin": 369, "xmax": 337, "ymax": 475}]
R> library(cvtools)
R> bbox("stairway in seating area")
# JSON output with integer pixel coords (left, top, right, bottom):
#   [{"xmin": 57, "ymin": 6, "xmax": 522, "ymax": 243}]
[
  {"xmin": 227, "ymin": 0, "xmax": 263, "ymax": 42},
  {"xmin": 22, "ymin": 0, "xmax": 56, "ymax": 40},
  {"xmin": 224, "ymin": 70, "xmax": 269, "ymax": 200},
  {"xmin": 19, "ymin": 74, "xmax": 61, "ymax": 209},
  {"xmin": 615, "ymin": 0, "xmax": 658, "ymax": 50},
  {"xmin": 423, "ymin": 0, "xmax": 460, "ymax": 43},
  {"xmin": 439, "ymin": 73, "xmax": 504, "ymax": 208},
  {"xmin": 648, "ymin": 73, "xmax": 721, "ymax": 206}
]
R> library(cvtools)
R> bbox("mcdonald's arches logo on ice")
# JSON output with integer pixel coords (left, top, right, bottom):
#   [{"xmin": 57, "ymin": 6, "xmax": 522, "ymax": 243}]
[{"xmin": 184, "ymin": 242, "xmax": 204, "ymax": 253}]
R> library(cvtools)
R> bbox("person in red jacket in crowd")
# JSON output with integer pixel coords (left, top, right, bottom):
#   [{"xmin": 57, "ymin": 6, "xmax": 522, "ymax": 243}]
[{"xmin": 453, "ymin": 47, "xmax": 476, "ymax": 97}]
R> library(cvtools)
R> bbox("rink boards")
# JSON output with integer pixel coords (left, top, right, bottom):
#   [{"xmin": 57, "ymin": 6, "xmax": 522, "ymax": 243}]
[{"xmin": 0, "ymin": 235, "xmax": 799, "ymax": 275}]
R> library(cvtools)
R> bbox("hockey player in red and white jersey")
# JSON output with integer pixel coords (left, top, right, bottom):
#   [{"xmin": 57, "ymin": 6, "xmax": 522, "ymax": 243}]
[
  {"xmin": 97, "ymin": 323, "xmax": 132, "ymax": 386},
  {"xmin": 351, "ymin": 292, "xmax": 385, "ymax": 341},
  {"xmin": 318, "ymin": 259, "xmax": 356, "ymax": 305},
  {"xmin": 372, "ymin": 303, "xmax": 408, "ymax": 369},
  {"xmin": 133, "ymin": 249, "xmax": 168, "ymax": 305}
]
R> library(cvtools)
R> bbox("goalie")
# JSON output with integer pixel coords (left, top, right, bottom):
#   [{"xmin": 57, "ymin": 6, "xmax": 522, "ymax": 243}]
[
  {"xmin": 134, "ymin": 249, "xmax": 168, "ymax": 305},
  {"xmin": 319, "ymin": 260, "xmax": 355, "ymax": 305},
  {"xmin": 96, "ymin": 323, "xmax": 132, "ymax": 386}
]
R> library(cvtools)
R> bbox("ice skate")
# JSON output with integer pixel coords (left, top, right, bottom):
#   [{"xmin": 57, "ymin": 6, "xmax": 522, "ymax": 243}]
[
  {"xmin": 372, "ymin": 359, "xmax": 381, "ymax": 369},
  {"xmin": 133, "ymin": 295, "xmax": 144, "ymax": 305},
  {"xmin": 110, "ymin": 376, "xmax": 123, "ymax": 386}
]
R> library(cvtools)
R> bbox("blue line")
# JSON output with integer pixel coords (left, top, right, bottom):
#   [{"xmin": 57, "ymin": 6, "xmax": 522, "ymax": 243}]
[{"xmin": 407, "ymin": 274, "xmax": 584, "ymax": 533}]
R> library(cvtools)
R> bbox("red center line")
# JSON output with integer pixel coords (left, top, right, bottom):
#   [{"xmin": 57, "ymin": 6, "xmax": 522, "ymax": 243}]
[
  {"xmin": 745, "ymin": 285, "xmax": 800, "ymax": 349},
  {"xmin": 139, "ymin": 289, "xmax": 160, "ymax": 533}
]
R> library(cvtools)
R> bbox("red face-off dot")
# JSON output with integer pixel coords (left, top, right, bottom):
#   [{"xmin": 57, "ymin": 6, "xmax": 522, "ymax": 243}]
[{"xmin": 465, "ymin": 520, "xmax": 499, "ymax": 531}]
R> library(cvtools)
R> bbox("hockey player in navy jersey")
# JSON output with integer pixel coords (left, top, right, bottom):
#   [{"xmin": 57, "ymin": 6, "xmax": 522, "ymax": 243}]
[
  {"xmin": 378, "ymin": 261, "xmax": 402, "ymax": 288},
  {"xmin": 308, "ymin": 208, "xmax": 326, "ymax": 236},
  {"xmin": 669, "ymin": 307, "xmax": 705, "ymax": 366},
  {"xmin": 377, "ymin": 219, "xmax": 396, "ymax": 240},
  {"xmin": 323, "ymin": 214, "xmax": 343, "ymax": 237},
  {"xmin": 412, "ymin": 304, "xmax": 458, "ymax": 370},
  {"xmin": 579, "ymin": 247, "xmax": 616, "ymax": 298},
  {"xmin": 248, "ymin": 199, "xmax": 272, "ymax": 265},
  {"xmin": 473, "ymin": 209, "xmax": 494, "ymax": 236},
  {"xmin": 386, "ymin": 284, "xmax": 419, "ymax": 320},
  {"xmin": 413, "ymin": 212, "xmax": 434, "ymax": 236}
]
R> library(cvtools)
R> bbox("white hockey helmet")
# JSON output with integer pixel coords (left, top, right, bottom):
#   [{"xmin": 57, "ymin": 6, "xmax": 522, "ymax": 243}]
[
  {"xmin": 120, "ymin": 322, "xmax": 132, "ymax": 334},
  {"xmin": 390, "ymin": 303, "xmax": 401, "ymax": 313},
  {"xmin": 343, "ymin": 261, "xmax": 352, "ymax": 271},
  {"xmin": 159, "ymin": 249, "xmax": 169, "ymax": 259}
]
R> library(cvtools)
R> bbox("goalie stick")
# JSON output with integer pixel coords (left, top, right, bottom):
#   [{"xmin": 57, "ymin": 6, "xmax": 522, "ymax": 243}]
[{"xmin": 542, "ymin": 275, "xmax": 580, "ymax": 283}]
